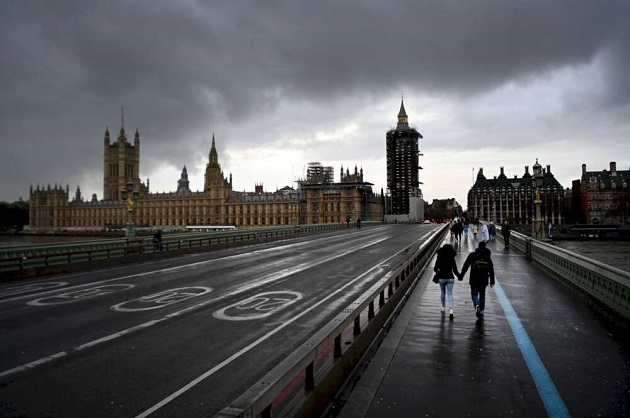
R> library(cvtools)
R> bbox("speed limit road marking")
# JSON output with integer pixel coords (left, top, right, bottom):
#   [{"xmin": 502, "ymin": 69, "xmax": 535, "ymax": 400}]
[
  {"xmin": 111, "ymin": 287, "xmax": 212, "ymax": 312},
  {"xmin": 27, "ymin": 284, "xmax": 134, "ymax": 306},
  {"xmin": 213, "ymin": 291, "xmax": 303, "ymax": 321}
]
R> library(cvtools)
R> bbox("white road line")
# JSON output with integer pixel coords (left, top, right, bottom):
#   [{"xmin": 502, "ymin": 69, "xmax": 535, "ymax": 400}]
[
  {"xmin": 135, "ymin": 237, "xmax": 402, "ymax": 418},
  {"xmin": 0, "ymin": 237, "xmax": 390, "ymax": 380},
  {"xmin": 0, "ymin": 232, "xmax": 379, "ymax": 304}
]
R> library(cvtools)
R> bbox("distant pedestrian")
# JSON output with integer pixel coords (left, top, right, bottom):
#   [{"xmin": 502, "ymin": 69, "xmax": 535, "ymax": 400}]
[
  {"xmin": 471, "ymin": 222, "xmax": 478, "ymax": 239},
  {"xmin": 479, "ymin": 222, "xmax": 490, "ymax": 242},
  {"xmin": 356, "ymin": 218, "xmax": 361, "ymax": 228},
  {"xmin": 453, "ymin": 220, "xmax": 463, "ymax": 241},
  {"xmin": 152, "ymin": 230, "xmax": 163, "ymax": 251},
  {"xmin": 501, "ymin": 220, "xmax": 512, "ymax": 249},
  {"xmin": 488, "ymin": 222, "xmax": 496, "ymax": 240},
  {"xmin": 548, "ymin": 222, "xmax": 553, "ymax": 237},
  {"xmin": 433, "ymin": 244, "xmax": 461, "ymax": 320},
  {"xmin": 460, "ymin": 241, "xmax": 495, "ymax": 319},
  {"xmin": 463, "ymin": 222, "xmax": 469, "ymax": 237}
]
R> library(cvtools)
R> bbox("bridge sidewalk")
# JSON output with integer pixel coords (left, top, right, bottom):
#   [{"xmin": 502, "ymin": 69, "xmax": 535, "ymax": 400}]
[{"xmin": 337, "ymin": 232, "xmax": 630, "ymax": 417}]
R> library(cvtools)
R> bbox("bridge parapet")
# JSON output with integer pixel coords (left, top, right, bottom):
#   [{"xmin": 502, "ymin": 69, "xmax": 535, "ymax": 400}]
[{"xmin": 509, "ymin": 232, "xmax": 630, "ymax": 320}]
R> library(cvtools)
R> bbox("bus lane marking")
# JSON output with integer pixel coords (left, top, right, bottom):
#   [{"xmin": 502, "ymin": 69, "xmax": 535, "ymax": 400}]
[
  {"xmin": 27, "ymin": 284, "xmax": 134, "ymax": 306},
  {"xmin": 111, "ymin": 287, "xmax": 212, "ymax": 312},
  {"xmin": 213, "ymin": 291, "xmax": 303, "ymax": 321}
]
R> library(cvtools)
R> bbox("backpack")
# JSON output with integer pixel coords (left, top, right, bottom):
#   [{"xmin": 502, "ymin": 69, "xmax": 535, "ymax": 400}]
[{"xmin": 472, "ymin": 252, "xmax": 490, "ymax": 277}]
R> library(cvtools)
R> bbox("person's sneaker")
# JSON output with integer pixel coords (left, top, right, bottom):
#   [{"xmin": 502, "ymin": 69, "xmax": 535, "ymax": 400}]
[
  {"xmin": 449, "ymin": 309, "xmax": 454, "ymax": 321},
  {"xmin": 441, "ymin": 306, "xmax": 445, "ymax": 313},
  {"xmin": 475, "ymin": 306, "xmax": 481, "ymax": 318}
]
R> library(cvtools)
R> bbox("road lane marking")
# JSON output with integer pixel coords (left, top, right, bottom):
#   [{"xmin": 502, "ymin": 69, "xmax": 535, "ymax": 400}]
[
  {"xmin": 134, "ymin": 236, "xmax": 413, "ymax": 417},
  {"xmin": 493, "ymin": 280, "xmax": 571, "ymax": 418},
  {"xmin": 111, "ymin": 287, "xmax": 212, "ymax": 312},
  {"xmin": 213, "ymin": 291, "xmax": 303, "ymax": 321},
  {"xmin": 0, "ymin": 282, "xmax": 68, "ymax": 299},
  {"xmin": 27, "ymin": 284, "xmax": 134, "ymax": 306},
  {"xmin": 0, "ymin": 231, "xmax": 389, "ymax": 305},
  {"xmin": 0, "ymin": 236, "xmax": 390, "ymax": 380}
]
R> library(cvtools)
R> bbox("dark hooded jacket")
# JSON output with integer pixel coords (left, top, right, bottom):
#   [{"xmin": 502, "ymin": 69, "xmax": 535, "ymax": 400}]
[
  {"xmin": 461, "ymin": 245, "xmax": 495, "ymax": 287},
  {"xmin": 433, "ymin": 245, "xmax": 460, "ymax": 280}
]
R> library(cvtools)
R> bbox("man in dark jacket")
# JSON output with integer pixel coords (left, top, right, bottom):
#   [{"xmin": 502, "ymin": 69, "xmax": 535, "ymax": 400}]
[
  {"xmin": 460, "ymin": 241, "xmax": 495, "ymax": 319},
  {"xmin": 501, "ymin": 220, "xmax": 512, "ymax": 249}
]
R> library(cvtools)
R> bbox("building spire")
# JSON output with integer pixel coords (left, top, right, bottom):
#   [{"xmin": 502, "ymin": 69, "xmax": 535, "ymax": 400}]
[
  {"xmin": 121, "ymin": 107, "xmax": 125, "ymax": 131},
  {"xmin": 209, "ymin": 133, "xmax": 218, "ymax": 164},
  {"xmin": 397, "ymin": 97, "xmax": 408, "ymax": 127}
]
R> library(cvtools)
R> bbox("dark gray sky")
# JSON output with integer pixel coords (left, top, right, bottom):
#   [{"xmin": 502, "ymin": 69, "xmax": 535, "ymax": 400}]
[{"xmin": 2, "ymin": 0, "xmax": 629, "ymax": 207}]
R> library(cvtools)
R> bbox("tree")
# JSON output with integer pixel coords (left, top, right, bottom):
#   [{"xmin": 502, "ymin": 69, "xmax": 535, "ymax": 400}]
[{"xmin": 0, "ymin": 200, "xmax": 29, "ymax": 230}]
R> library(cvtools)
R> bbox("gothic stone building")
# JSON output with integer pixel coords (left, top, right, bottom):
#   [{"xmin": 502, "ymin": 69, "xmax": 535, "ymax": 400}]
[
  {"xmin": 467, "ymin": 159, "xmax": 565, "ymax": 225},
  {"xmin": 29, "ymin": 126, "xmax": 383, "ymax": 232},
  {"xmin": 386, "ymin": 98, "xmax": 423, "ymax": 217}
]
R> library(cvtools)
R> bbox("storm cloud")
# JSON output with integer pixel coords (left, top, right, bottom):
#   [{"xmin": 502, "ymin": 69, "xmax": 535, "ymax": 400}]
[{"xmin": 1, "ymin": 0, "xmax": 629, "ymax": 205}]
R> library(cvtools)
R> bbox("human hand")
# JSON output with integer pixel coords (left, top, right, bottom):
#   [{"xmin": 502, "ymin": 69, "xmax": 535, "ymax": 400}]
[{"xmin": 490, "ymin": 283, "xmax": 494, "ymax": 288}]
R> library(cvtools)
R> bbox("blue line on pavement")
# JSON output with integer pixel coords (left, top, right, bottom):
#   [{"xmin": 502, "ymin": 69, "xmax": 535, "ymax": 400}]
[{"xmin": 493, "ymin": 280, "xmax": 571, "ymax": 418}]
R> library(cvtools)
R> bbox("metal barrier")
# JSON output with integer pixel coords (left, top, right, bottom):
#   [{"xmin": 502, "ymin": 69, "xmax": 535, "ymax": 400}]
[
  {"xmin": 215, "ymin": 224, "xmax": 448, "ymax": 418},
  {"xmin": 503, "ymin": 232, "xmax": 630, "ymax": 320},
  {"xmin": 0, "ymin": 223, "xmax": 358, "ymax": 277}
]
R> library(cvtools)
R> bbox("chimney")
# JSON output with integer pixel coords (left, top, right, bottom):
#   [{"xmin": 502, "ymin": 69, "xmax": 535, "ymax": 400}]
[{"xmin": 610, "ymin": 162, "xmax": 617, "ymax": 175}]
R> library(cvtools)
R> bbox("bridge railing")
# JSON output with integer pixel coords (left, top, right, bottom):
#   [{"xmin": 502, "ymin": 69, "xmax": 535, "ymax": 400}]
[
  {"xmin": 507, "ymin": 232, "xmax": 630, "ymax": 320},
  {"xmin": 0, "ymin": 222, "xmax": 369, "ymax": 278},
  {"xmin": 216, "ymin": 224, "xmax": 448, "ymax": 418}
]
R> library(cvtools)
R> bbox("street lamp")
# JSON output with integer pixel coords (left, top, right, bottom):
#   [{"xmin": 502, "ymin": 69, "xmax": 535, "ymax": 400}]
[
  {"xmin": 121, "ymin": 180, "xmax": 139, "ymax": 238},
  {"xmin": 532, "ymin": 181, "xmax": 543, "ymax": 238}
]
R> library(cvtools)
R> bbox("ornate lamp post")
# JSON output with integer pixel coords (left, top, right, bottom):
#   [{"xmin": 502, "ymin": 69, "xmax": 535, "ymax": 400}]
[
  {"xmin": 121, "ymin": 180, "xmax": 139, "ymax": 238},
  {"xmin": 532, "ymin": 184, "xmax": 543, "ymax": 238}
]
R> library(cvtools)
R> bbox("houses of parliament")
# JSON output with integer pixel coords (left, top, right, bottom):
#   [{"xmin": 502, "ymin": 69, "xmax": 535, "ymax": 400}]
[{"xmin": 28, "ymin": 124, "xmax": 384, "ymax": 232}]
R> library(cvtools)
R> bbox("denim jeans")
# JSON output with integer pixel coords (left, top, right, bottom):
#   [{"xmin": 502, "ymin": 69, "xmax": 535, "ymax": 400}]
[
  {"xmin": 439, "ymin": 278, "xmax": 455, "ymax": 309},
  {"xmin": 470, "ymin": 285, "xmax": 487, "ymax": 311}
]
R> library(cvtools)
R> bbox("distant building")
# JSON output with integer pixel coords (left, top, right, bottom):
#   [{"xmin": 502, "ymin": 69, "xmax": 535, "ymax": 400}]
[
  {"xmin": 467, "ymin": 159, "xmax": 565, "ymax": 225},
  {"xmin": 425, "ymin": 198, "xmax": 463, "ymax": 222},
  {"xmin": 385, "ymin": 98, "xmax": 424, "ymax": 221},
  {"xmin": 28, "ymin": 123, "xmax": 383, "ymax": 231},
  {"xmin": 579, "ymin": 162, "xmax": 630, "ymax": 224}
]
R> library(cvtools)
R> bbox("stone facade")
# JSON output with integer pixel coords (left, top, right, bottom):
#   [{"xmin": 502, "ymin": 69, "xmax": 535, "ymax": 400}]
[
  {"xmin": 579, "ymin": 162, "xmax": 630, "ymax": 224},
  {"xmin": 467, "ymin": 159, "xmax": 565, "ymax": 225},
  {"xmin": 28, "ymin": 127, "xmax": 383, "ymax": 232}
]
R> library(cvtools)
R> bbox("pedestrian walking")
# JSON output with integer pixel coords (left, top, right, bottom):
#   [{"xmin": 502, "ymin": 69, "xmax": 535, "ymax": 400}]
[
  {"xmin": 480, "ymin": 222, "xmax": 490, "ymax": 243},
  {"xmin": 488, "ymin": 222, "xmax": 496, "ymax": 240},
  {"xmin": 501, "ymin": 220, "xmax": 512, "ymax": 249},
  {"xmin": 152, "ymin": 230, "xmax": 163, "ymax": 251},
  {"xmin": 433, "ymin": 244, "xmax": 461, "ymax": 320},
  {"xmin": 460, "ymin": 241, "xmax": 495, "ymax": 319}
]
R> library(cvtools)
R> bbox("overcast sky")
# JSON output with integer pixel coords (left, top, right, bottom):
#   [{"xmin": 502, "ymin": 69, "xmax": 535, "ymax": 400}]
[{"xmin": 2, "ymin": 1, "xmax": 629, "ymax": 209}]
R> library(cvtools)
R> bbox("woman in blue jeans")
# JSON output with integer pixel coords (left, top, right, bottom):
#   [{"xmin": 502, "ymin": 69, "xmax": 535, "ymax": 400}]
[{"xmin": 433, "ymin": 244, "xmax": 461, "ymax": 320}]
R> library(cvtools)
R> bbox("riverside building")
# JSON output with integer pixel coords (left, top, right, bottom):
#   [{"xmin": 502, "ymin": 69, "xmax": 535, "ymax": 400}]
[
  {"xmin": 28, "ymin": 125, "xmax": 383, "ymax": 232},
  {"xmin": 467, "ymin": 159, "xmax": 565, "ymax": 225}
]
